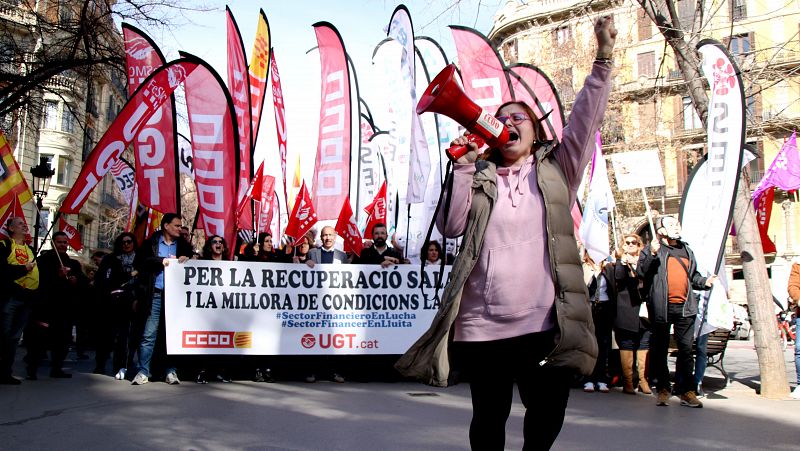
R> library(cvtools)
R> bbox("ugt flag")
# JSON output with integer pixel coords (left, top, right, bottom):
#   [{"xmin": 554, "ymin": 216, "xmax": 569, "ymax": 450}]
[
  {"xmin": 285, "ymin": 181, "xmax": 317, "ymax": 241},
  {"xmin": 335, "ymin": 197, "xmax": 363, "ymax": 256},
  {"xmin": 579, "ymin": 132, "xmax": 615, "ymax": 263}
]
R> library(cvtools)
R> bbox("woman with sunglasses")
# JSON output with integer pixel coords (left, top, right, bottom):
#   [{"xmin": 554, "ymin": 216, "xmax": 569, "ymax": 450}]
[
  {"xmin": 397, "ymin": 16, "xmax": 617, "ymax": 450},
  {"xmin": 94, "ymin": 232, "xmax": 139, "ymax": 380},
  {"xmin": 612, "ymin": 233, "xmax": 652, "ymax": 395},
  {"xmin": 195, "ymin": 235, "xmax": 234, "ymax": 383}
]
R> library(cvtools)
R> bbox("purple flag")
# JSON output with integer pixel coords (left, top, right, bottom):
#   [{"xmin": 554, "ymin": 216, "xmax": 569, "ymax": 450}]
[{"xmin": 752, "ymin": 131, "xmax": 800, "ymax": 204}]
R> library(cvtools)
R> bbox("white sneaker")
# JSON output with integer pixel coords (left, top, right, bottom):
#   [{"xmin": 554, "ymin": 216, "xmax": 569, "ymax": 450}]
[
  {"xmin": 131, "ymin": 372, "xmax": 148, "ymax": 385},
  {"xmin": 583, "ymin": 382, "xmax": 595, "ymax": 392},
  {"xmin": 791, "ymin": 386, "xmax": 800, "ymax": 399},
  {"xmin": 114, "ymin": 368, "xmax": 127, "ymax": 381},
  {"xmin": 597, "ymin": 382, "xmax": 610, "ymax": 393},
  {"xmin": 166, "ymin": 372, "xmax": 180, "ymax": 385}
]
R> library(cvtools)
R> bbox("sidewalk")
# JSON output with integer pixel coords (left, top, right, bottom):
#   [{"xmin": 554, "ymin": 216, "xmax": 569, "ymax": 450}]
[{"xmin": 0, "ymin": 339, "xmax": 796, "ymax": 450}]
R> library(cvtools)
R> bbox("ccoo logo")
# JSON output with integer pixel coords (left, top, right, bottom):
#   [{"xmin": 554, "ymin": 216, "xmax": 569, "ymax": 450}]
[{"xmin": 301, "ymin": 334, "xmax": 316, "ymax": 348}]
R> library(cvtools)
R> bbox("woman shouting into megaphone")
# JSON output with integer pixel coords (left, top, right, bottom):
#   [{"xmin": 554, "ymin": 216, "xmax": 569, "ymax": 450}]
[{"xmin": 396, "ymin": 15, "xmax": 617, "ymax": 450}]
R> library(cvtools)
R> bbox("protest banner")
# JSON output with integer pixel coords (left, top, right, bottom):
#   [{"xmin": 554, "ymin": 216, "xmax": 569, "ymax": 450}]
[{"xmin": 164, "ymin": 260, "xmax": 450, "ymax": 355}]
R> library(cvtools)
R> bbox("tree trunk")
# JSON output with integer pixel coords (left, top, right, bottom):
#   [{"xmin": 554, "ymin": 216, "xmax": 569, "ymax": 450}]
[{"xmin": 732, "ymin": 174, "xmax": 790, "ymax": 398}]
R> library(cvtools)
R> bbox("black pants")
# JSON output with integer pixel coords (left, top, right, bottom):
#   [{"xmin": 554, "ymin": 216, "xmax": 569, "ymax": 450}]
[
  {"xmin": 650, "ymin": 303, "xmax": 696, "ymax": 394},
  {"xmin": 95, "ymin": 298, "xmax": 137, "ymax": 373},
  {"xmin": 588, "ymin": 302, "xmax": 614, "ymax": 384},
  {"xmin": 453, "ymin": 330, "xmax": 571, "ymax": 451}
]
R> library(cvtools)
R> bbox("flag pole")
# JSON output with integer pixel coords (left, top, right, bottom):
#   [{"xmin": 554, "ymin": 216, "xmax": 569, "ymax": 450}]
[
  {"xmin": 610, "ymin": 204, "xmax": 619, "ymax": 251},
  {"xmin": 642, "ymin": 187, "xmax": 656, "ymax": 239}
]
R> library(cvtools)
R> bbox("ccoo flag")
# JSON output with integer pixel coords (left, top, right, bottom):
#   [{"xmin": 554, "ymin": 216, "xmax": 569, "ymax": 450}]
[{"xmin": 579, "ymin": 132, "xmax": 615, "ymax": 263}]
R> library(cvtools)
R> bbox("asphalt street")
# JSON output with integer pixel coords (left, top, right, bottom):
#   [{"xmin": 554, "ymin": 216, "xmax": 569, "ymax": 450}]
[{"xmin": 1, "ymin": 339, "xmax": 797, "ymax": 450}]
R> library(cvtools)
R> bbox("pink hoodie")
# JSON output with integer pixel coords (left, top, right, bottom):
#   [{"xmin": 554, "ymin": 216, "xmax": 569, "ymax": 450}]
[{"xmin": 439, "ymin": 62, "xmax": 612, "ymax": 342}]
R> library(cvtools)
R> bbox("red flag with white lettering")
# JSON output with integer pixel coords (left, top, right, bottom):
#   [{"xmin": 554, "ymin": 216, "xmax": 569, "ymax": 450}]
[
  {"xmin": 257, "ymin": 173, "xmax": 275, "ymax": 232},
  {"xmin": 284, "ymin": 181, "xmax": 317, "ymax": 240},
  {"xmin": 226, "ymin": 7, "xmax": 254, "ymax": 230},
  {"xmin": 270, "ymin": 50, "xmax": 289, "ymax": 212},
  {"xmin": 363, "ymin": 181, "xmax": 387, "ymax": 239},
  {"xmin": 335, "ymin": 197, "xmax": 363, "ymax": 256},
  {"xmin": 756, "ymin": 186, "xmax": 777, "ymax": 254},
  {"xmin": 122, "ymin": 24, "xmax": 180, "ymax": 213},
  {"xmin": 312, "ymin": 22, "xmax": 351, "ymax": 220},
  {"xmin": 181, "ymin": 53, "xmax": 238, "ymax": 260},
  {"xmin": 60, "ymin": 59, "xmax": 197, "ymax": 214},
  {"xmin": 450, "ymin": 26, "xmax": 514, "ymax": 117},
  {"xmin": 58, "ymin": 217, "xmax": 83, "ymax": 251}
]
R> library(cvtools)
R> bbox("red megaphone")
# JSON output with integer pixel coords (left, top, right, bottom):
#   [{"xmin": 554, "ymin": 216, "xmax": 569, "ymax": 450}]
[{"xmin": 417, "ymin": 64, "xmax": 509, "ymax": 161}]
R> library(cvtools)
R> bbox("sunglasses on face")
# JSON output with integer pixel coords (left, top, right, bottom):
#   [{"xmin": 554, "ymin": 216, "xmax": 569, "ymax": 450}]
[
  {"xmin": 121, "ymin": 239, "xmax": 133, "ymax": 244},
  {"xmin": 624, "ymin": 240, "xmax": 639, "ymax": 245},
  {"xmin": 211, "ymin": 240, "xmax": 223, "ymax": 244},
  {"xmin": 496, "ymin": 112, "xmax": 530, "ymax": 126}
]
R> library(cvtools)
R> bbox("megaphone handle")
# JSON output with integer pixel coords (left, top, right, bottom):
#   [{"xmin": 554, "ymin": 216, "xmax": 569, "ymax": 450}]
[{"xmin": 446, "ymin": 134, "xmax": 486, "ymax": 162}]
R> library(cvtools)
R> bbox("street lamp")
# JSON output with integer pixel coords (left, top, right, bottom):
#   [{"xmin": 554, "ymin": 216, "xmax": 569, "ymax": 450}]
[{"xmin": 30, "ymin": 156, "xmax": 55, "ymax": 253}]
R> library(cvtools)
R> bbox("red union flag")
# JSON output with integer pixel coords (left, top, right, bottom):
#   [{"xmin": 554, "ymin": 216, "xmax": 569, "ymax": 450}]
[
  {"xmin": 122, "ymin": 24, "xmax": 179, "ymax": 213},
  {"xmin": 227, "ymin": 7, "xmax": 253, "ymax": 230},
  {"xmin": 270, "ymin": 50, "xmax": 289, "ymax": 211},
  {"xmin": 285, "ymin": 181, "xmax": 317, "ymax": 240},
  {"xmin": 363, "ymin": 181, "xmax": 387, "ymax": 239},
  {"xmin": 257, "ymin": 173, "xmax": 275, "ymax": 232},
  {"xmin": 335, "ymin": 197, "xmax": 363, "ymax": 256},
  {"xmin": 58, "ymin": 217, "xmax": 83, "ymax": 251},
  {"xmin": 756, "ymin": 186, "xmax": 777, "ymax": 254},
  {"xmin": 182, "ymin": 54, "xmax": 238, "ymax": 260},
  {"xmin": 249, "ymin": 9, "xmax": 270, "ymax": 145},
  {"xmin": 61, "ymin": 59, "xmax": 197, "ymax": 214},
  {"xmin": 450, "ymin": 26, "xmax": 513, "ymax": 116},
  {"xmin": 312, "ymin": 22, "xmax": 351, "ymax": 220}
]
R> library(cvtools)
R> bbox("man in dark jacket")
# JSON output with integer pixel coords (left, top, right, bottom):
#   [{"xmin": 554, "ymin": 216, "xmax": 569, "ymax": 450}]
[
  {"xmin": 0, "ymin": 217, "xmax": 38, "ymax": 384},
  {"xmin": 26, "ymin": 231, "xmax": 88, "ymax": 379},
  {"xmin": 131, "ymin": 213, "xmax": 192, "ymax": 385},
  {"xmin": 638, "ymin": 216, "xmax": 716, "ymax": 408}
]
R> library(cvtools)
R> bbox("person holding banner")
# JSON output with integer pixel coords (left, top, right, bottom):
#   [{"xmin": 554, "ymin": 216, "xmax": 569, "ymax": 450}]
[
  {"xmin": 638, "ymin": 216, "xmax": 717, "ymax": 408},
  {"xmin": 131, "ymin": 213, "xmax": 193, "ymax": 386},
  {"xmin": 397, "ymin": 16, "xmax": 617, "ymax": 450},
  {"xmin": 0, "ymin": 217, "xmax": 38, "ymax": 384}
]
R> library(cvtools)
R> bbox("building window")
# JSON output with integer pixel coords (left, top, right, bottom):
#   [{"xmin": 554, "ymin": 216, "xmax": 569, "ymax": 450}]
[
  {"xmin": 729, "ymin": 34, "xmax": 751, "ymax": 55},
  {"xmin": 106, "ymin": 96, "xmax": 117, "ymax": 122},
  {"xmin": 682, "ymin": 96, "xmax": 702, "ymax": 130},
  {"xmin": 637, "ymin": 52, "xmax": 656, "ymax": 78},
  {"xmin": 637, "ymin": 102, "xmax": 656, "ymax": 137},
  {"xmin": 76, "ymin": 223, "xmax": 86, "ymax": 249},
  {"xmin": 82, "ymin": 128, "xmax": 94, "ymax": 161},
  {"xmin": 61, "ymin": 106, "xmax": 74, "ymax": 133},
  {"xmin": 43, "ymin": 101, "xmax": 58, "ymax": 129},
  {"xmin": 56, "ymin": 155, "xmax": 72, "ymax": 186},
  {"xmin": 637, "ymin": 10, "xmax": 652, "ymax": 41},
  {"xmin": 552, "ymin": 26, "xmax": 572, "ymax": 47},
  {"xmin": 730, "ymin": 0, "xmax": 747, "ymax": 22},
  {"xmin": 59, "ymin": 4, "xmax": 74, "ymax": 25},
  {"xmin": 39, "ymin": 154, "xmax": 54, "ymax": 171},
  {"xmin": 555, "ymin": 68, "xmax": 574, "ymax": 103},
  {"xmin": 87, "ymin": 84, "xmax": 98, "ymax": 116}
]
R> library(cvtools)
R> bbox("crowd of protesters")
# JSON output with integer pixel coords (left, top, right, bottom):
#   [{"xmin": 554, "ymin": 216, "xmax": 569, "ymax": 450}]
[{"xmin": 0, "ymin": 212, "xmax": 455, "ymax": 386}]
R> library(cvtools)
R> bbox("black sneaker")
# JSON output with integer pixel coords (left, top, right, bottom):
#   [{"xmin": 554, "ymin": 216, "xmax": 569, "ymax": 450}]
[
  {"xmin": 0, "ymin": 375, "xmax": 22, "ymax": 385},
  {"xmin": 263, "ymin": 369, "xmax": 275, "ymax": 383},
  {"xmin": 195, "ymin": 370, "xmax": 208, "ymax": 384},
  {"xmin": 216, "ymin": 371, "xmax": 232, "ymax": 383},
  {"xmin": 49, "ymin": 370, "xmax": 73, "ymax": 379}
]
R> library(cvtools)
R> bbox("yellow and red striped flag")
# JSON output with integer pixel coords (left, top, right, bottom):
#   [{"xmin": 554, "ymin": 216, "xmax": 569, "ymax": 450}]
[{"xmin": 0, "ymin": 131, "xmax": 33, "ymax": 208}]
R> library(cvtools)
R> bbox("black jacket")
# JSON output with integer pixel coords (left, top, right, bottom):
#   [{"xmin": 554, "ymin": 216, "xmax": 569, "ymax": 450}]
[
  {"xmin": 134, "ymin": 231, "xmax": 193, "ymax": 314},
  {"xmin": 637, "ymin": 240, "xmax": 710, "ymax": 323},
  {"xmin": 612, "ymin": 261, "xmax": 647, "ymax": 332},
  {"xmin": 0, "ymin": 239, "xmax": 37, "ymax": 301},
  {"xmin": 34, "ymin": 249, "xmax": 88, "ymax": 323}
]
